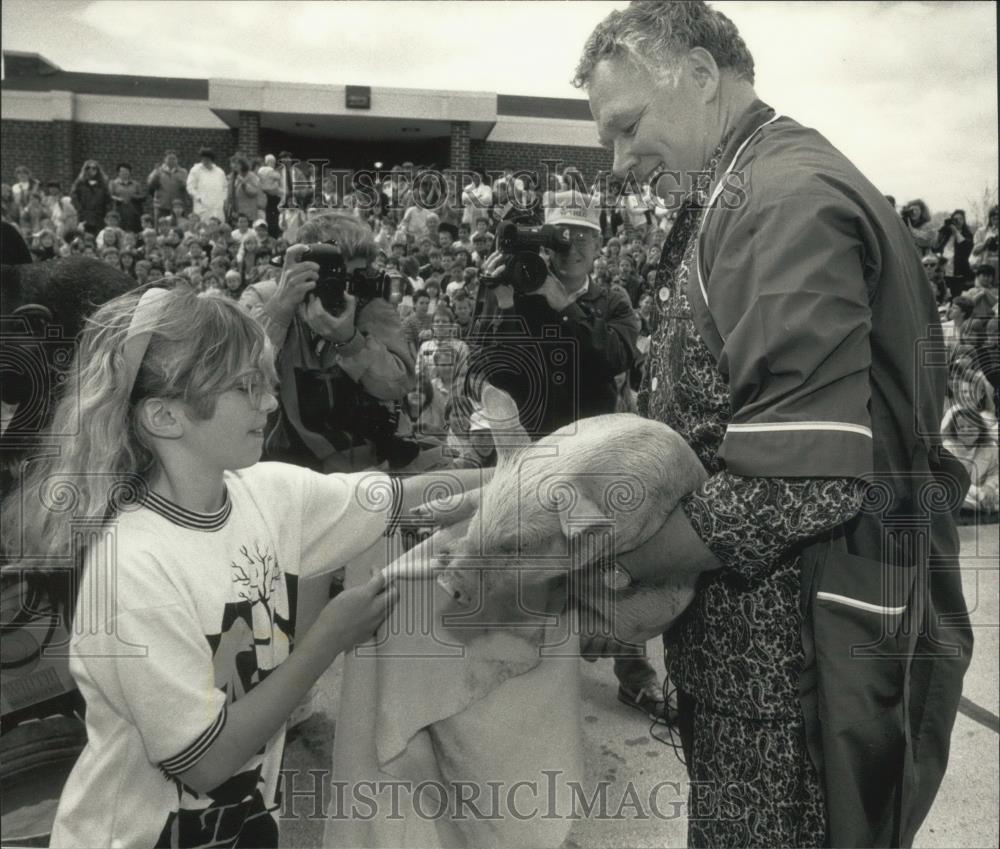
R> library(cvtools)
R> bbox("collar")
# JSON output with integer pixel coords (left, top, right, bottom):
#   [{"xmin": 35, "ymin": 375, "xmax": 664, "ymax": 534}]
[
  {"xmin": 715, "ymin": 99, "xmax": 777, "ymax": 178},
  {"xmin": 565, "ymin": 275, "xmax": 592, "ymax": 304},
  {"xmin": 141, "ymin": 486, "xmax": 232, "ymax": 531}
]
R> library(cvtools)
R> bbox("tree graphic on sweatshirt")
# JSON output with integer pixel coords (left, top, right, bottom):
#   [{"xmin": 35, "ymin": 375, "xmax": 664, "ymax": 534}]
[{"xmin": 230, "ymin": 542, "xmax": 290, "ymax": 672}]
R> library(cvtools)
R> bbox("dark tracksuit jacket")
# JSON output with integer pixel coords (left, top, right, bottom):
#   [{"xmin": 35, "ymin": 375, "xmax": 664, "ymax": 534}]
[{"xmin": 692, "ymin": 100, "xmax": 972, "ymax": 847}]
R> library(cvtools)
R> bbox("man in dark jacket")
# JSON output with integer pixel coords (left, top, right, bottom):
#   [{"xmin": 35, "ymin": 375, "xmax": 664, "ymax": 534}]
[
  {"xmin": 470, "ymin": 191, "xmax": 662, "ymax": 716},
  {"xmin": 471, "ymin": 190, "xmax": 639, "ymax": 438},
  {"xmin": 574, "ymin": 2, "xmax": 971, "ymax": 847}
]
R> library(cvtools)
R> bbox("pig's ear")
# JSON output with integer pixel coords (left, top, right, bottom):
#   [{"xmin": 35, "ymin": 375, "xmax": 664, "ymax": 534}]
[
  {"xmin": 556, "ymin": 492, "xmax": 611, "ymax": 543},
  {"xmin": 480, "ymin": 383, "xmax": 530, "ymax": 460}
]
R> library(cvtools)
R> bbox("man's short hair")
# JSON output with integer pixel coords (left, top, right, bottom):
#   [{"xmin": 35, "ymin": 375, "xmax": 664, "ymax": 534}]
[
  {"xmin": 117, "ymin": 162, "xmax": 132, "ymax": 172},
  {"xmin": 297, "ymin": 212, "xmax": 375, "ymax": 263},
  {"xmin": 951, "ymin": 295, "xmax": 977, "ymax": 318},
  {"xmin": 573, "ymin": 0, "xmax": 755, "ymax": 88},
  {"xmin": 414, "ymin": 290, "xmax": 431, "ymax": 303},
  {"xmin": 198, "ymin": 147, "xmax": 215, "ymax": 161}
]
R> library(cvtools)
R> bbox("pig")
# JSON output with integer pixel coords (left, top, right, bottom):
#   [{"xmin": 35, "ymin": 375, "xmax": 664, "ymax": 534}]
[{"xmin": 430, "ymin": 386, "xmax": 709, "ymax": 655}]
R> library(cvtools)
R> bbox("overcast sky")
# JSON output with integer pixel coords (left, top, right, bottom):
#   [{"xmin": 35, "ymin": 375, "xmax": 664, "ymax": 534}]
[{"xmin": 2, "ymin": 0, "xmax": 997, "ymax": 219}]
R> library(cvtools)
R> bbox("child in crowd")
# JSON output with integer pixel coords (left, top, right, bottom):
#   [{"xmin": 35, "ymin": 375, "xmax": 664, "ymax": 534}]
[
  {"xmin": 942, "ymin": 345, "xmax": 999, "ymax": 512},
  {"xmin": 3, "ymin": 285, "xmax": 481, "ymax": 848},
  {"xmin": 96, "ymin": 210, "xmax": 125, "ymax": 250}
]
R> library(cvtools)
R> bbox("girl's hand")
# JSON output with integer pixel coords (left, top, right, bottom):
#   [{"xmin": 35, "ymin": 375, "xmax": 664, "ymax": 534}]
[{"xmin": 318, "ymin": 571, "xmax": 397, "ymax": 652}]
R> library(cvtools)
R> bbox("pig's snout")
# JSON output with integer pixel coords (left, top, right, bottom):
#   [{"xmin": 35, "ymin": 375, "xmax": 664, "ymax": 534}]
[{"xmin": 437, "ymin": 568, "xmax": 473, "ymax": 606}]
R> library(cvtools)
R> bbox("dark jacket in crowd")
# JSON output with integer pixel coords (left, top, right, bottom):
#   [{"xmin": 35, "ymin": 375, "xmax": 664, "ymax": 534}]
[
  {"xmin": 935, "ymin": 220, "xmax": 975, "ymax": 280},
  {"xmin": 71, "ymin": 179, "xmax": 110, "ymax": 234},
  {"xmin": 469, "ymin": 278, "xmax": 639, "ymax": 438}
]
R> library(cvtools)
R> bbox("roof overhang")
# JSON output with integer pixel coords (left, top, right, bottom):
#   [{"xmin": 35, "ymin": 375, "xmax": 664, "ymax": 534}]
[{"xmin": 208, "ymin": 79, "xmax": 496, "ymax": 141}]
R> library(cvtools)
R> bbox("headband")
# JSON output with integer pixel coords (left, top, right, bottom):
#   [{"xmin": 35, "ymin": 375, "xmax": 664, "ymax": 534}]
[{"xmin": 122, "ymin": 288, "xmax": 171, "ymax": 396}]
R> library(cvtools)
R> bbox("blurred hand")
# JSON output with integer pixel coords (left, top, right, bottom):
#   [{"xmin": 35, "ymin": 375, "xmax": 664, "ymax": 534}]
[
  {"xmin": 300, "ymin": 292, "xmax": 357, "ymax": 344},
  {"xmin": 537, "ymin": 271, "xmax": 571, "ymax": 312},
  {"xmin": 275, "ymin": 243, "xmax": 319, "ymax": 313},
  {"xmin": 481, "ymin": 250, "xmax": 515, "ymax": 309}
]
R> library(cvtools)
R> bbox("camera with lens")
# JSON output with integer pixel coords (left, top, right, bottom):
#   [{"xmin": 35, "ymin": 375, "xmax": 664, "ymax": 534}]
[
  {"xmin": 943, "ymin": 217, "xmax": 957, "ymax": 229},
  {"xmin": 297, "ymin": 241, "xmax": 392, "ymax": 314},
  {"xmin": 487, "ymin": 210, "xmax": 573, "ymax": 294},
  {"xmin": 295, "ymin": 368, "xmax": 420, "ymax": 470}
]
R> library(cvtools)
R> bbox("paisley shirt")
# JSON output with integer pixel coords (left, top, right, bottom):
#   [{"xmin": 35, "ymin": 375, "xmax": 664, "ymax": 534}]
[{"xmin": 638, "ymin": 141, "xmax": 865, "ymax": 719}]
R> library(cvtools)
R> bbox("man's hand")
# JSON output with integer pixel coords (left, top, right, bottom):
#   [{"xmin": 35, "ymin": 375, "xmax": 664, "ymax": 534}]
[
  {"xmin": 274, "ymin": 243, "xmax": 319, "ymax": 313},
  {"xmin": 537, "ymin": 271, "xmax": 572, "ymax": 312},
  {"xmin": 481, "ymin": 250, "xmax": 515, "ymax": 309},
  {"xmin": 614, "ymin": 505, "xmax": 721, "ymax": 586},
  {"xmin": 300, "ymin": 292, "xmax": 358, "ymax": 344}
]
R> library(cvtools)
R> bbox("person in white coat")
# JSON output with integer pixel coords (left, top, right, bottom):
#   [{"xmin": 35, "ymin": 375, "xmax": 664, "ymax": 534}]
[{"xmin": 185, "ymin": 147, "xmax": 228, "ymax": 223}]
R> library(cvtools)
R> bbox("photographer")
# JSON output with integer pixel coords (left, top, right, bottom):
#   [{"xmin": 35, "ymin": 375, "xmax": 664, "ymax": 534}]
[
  {"xmin": 899, "ymin": 198, "xmax": 937, "ymax": 256},
  {"xmin": 240, "ymin": 212, "xmax": 416, "ymax": 473},
  {"xmin": 470, "ymin": 192, "xmax": 661, "ymax": 718},
  {"xmin": 936, "ymin": 208, "xmax": 975, "ymax": 298},
  {"xmin": 472, "ymin": 191, "xmax": 640, "ymax": 436}
]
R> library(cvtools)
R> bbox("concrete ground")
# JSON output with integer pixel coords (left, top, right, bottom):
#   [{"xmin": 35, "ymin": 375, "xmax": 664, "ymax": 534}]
[{"xmin": 280, "ymin": 522, "xmax": 999, "ymax": 848}]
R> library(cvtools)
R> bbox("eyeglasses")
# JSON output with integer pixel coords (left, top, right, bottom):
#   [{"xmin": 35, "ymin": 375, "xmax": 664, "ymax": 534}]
[{"xmin": 566, "ymin": 229, "xmax": 598, "ymax": 245}]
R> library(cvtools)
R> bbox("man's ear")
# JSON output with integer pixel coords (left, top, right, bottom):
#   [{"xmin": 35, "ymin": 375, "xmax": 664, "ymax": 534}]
[
  {"xmin": 686, "ymin": 47, "xmax": 721, "ymax": 102},
  {"xmin": 135, "ymin": 397, "xmax": 185, "ymax": 440}
]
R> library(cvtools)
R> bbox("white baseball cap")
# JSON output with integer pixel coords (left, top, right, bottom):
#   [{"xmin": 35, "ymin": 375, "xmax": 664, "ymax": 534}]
[{"xmin": 543, "ymin": 190, "xmax": 601, "ymax": 233}]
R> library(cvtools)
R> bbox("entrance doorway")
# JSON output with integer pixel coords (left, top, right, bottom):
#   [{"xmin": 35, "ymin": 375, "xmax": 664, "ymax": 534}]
[{"xmin": 259, "ymin": 131, "xmax": 450, "ymax": 172}]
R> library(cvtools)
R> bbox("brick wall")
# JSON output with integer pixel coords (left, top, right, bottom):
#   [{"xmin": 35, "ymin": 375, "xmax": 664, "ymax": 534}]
[
  {"xmin": 471, "ymin": 140, "xmax": 613, "ymax": 185},
  {"xmin": 71, "ymin": 123, "xmax": 236, "ymax": 182},
  {"xmin": 449, "ymin": 121, "xmax": 470, "ymax": 173},
  {"xmin": 2, "ymin": 118, "xmax": 236, "ymax": 188},
  {"xmin": 1, "ymin": 120, "xmax": 53, "ymax": 186},
  {"xmin": 2, "ymin": 118, "xmax": 612, "ymax": 199},
  {"xmin": 237, "ymin": 111, "xmax": 260, "ymax": 161}
]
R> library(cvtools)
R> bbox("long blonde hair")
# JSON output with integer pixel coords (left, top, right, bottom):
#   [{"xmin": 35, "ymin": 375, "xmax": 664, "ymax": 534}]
[{"xmin": 2, "ymin": 286, "xmax": 273, "ymax": 612}]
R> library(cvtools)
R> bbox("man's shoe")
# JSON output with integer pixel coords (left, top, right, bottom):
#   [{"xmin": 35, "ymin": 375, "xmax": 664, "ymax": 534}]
[{"xmin": 618, "ymin": 684, "xmax": 668, "ymax": 724}]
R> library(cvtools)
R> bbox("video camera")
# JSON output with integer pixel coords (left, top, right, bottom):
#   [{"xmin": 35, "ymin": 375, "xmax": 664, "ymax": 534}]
[
  {"xmin": 487, "ymin": 207, "xmax": 573, "ymax": 294},
  {"xmin": 282, "ymin": 242, "xmax": 393, "ymax": 315}
]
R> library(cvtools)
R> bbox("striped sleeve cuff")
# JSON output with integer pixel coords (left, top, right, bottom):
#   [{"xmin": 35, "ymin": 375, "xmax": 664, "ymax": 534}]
[
  {"xmin": 384, "ymin": 475, "xmax": 405, "ymax": 537},
  {"xmin": 159, "ymin": 705, "xmax": 227, "ymax": 778},
  {"xmin": 719, "ymin": 420, "xmax": 873, "ymax": 478}
]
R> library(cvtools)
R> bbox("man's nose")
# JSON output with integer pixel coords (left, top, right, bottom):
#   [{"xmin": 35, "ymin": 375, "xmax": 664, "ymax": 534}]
[{"xmin": 612, "ymin": 138, "xmax": 637, "ymax": 179}]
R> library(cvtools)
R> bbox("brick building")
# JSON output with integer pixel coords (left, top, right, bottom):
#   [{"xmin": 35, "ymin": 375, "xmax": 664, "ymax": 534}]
[{"xmin": 1, "ymin": 51, "xmax": 612, "ymax": 195}]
